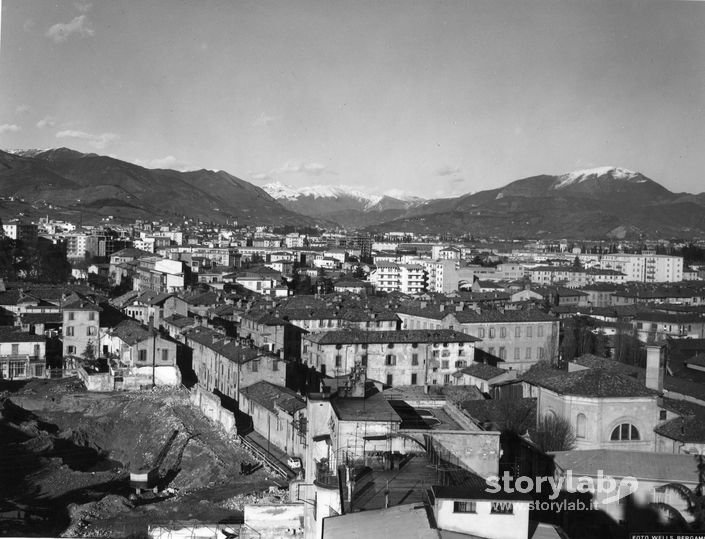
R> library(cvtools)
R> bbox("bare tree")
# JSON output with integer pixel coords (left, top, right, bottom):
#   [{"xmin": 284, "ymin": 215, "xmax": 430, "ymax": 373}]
[{"xmin": 532, "ymin": 414, "xmax": 577, "ymax": 452}]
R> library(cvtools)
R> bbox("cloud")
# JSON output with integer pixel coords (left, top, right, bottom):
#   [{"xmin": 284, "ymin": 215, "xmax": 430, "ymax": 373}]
[
  {"xmin": 248, "ymin": 172, "xmax": 272, "ymax": 183},
  {"xmin": 133, "ymin": 155, "xmax": 193, "ymax": 171},
  {"xmin": 252, "ymin": 112, "xmax": 278, "ymax": 127},
  {"xmin": 36, "ymin": 116, "xmax": 57, "ymax": 129},
  {"xmin": 16, "ymin": 104, "xmax": 31, "ymax": 115},
  {"xmin": 0, "ymin": 124, "xmax": 21, "ymax": 134},
  {"xmin": 46, "ymin": 15, "xmax": 94, "ymax": 43},
  {"xmin": 436, "ymin": 165, "xmax": 461, "ymax": 176},
  {"xmin": 56, "ymin": 130, "xmax": 118, "ymax": 149},
  {"xmin": 272, "ymin": 160, "xmax": 330, "ymax": 176},
  {"xmin": 450, "ymin": 177, "xmax": 466, "ymax": 184},
  {"xmin": 74, "ymin": 1, "xmax": 93, "ymax": 13},
  {"xmin": 249, "ymin": 160, "xmax": 335, "ymax": 184}
]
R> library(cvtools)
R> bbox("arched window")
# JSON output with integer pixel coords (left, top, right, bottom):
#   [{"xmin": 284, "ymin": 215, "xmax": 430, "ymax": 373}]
[
  {"xmin": 610, "ymin": 423, "xmax": 640, "ymax": 441},
  {"xmin": 576, "ymin": 413, "xmax": 586, "ymax": 438}
]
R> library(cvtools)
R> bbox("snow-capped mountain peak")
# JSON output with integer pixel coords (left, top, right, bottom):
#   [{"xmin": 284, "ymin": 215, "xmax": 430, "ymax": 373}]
[
  {"xmin": 263, "ymin": 182, "xmax": 384, "ymax": 209},
  {"xmin": 554, "ymin": 166, "xmax": 643, "ymax": 189}
]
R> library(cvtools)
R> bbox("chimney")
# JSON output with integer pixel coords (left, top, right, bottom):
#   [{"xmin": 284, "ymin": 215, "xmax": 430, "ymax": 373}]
[{"xmin": 646, "ymin": 345, "xmax": 664, "ymax": 392}]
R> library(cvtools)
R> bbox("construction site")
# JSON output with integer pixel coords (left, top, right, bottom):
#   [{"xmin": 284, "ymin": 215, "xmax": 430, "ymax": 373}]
[{"xmin": 0, "ymin": 377, "xmax": 286, "ymax": 538}]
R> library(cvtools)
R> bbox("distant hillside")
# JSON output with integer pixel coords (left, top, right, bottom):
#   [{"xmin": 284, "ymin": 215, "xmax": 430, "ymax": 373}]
[
  {"xmin": 0, "ymin": 149, "xmax": 316, "ymax": 226},
  {"xmin": 365, "ymin": 167, "xmax": 705, "ymax": 239}
]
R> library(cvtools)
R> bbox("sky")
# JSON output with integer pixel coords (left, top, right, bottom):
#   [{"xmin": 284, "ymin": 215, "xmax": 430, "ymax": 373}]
[{"xmin": 0, "ymin": 0, "xmax": 704, "ymax": 199}]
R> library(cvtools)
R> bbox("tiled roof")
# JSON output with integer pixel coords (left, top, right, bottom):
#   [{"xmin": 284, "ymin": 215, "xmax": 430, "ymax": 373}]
[
  {"xmin": 110, "ymin": 248, "xmax": 153, "ymax": 259},
  {"xmin": 522, "ymin": 368, "xmax": 658, "ymax": 398},
  {"xmin": 332, "ymin": 391, "xmax": 402, "ymax": 423},
  {"xmin": 110, "ymin": 319, "xmax": 157, "ymax": 345},
  {"xmin": 304, "ymin": 328, "xmax": 480, "ymax": 345},
  {"xmin": 185, "ymin": 326, "xmax": 264, "ymax": 363},
  {"xmin": 551, "ymin": 449, "xmax": 699, "ymax": 484},
  {"xmin": 239, "ymin": 381, "xmax": 305, "ymax": 415},
  {"xmin": 163, "ymin": 314, "xmax": 197, "ymax": 328},
  {"xmin": 461, "ymin": 398, "xmax": 536, "ymax": 429},
  {"xmin": 20, "ymin": 312, "xmax": 63, "ymax": 324},
  {"xmin": 460, "ymin": 362, "xmax": 507, "ymax": 380},
  {"xmin": 0, "ymin": 328, "xmax": 46, "ymax": 343},
  {"xmin": 570, "ymin": 355, "xmax": 644, "ymax": 380},
  {"xmin": 240, "ymin": 310, "xmax": 289, "ymax": 326},
  {"xmin": 655, "ymin": 415, "xmax": 705, "ymax": 443},
  {"xmin": 63, "ymin": 299, "xmax": 102, "ymax": 311}
]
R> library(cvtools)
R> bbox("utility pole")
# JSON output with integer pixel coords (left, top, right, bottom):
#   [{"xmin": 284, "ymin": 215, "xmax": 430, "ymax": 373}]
[{"xmin": 151, "ymin": 316, "xmax": 156, "ymax": 388}]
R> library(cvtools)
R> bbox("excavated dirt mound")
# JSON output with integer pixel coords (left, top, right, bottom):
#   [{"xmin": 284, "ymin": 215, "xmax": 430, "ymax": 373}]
[{"xmin": 1, "ymin": 380, "xmax": 280, "ymax": 537}]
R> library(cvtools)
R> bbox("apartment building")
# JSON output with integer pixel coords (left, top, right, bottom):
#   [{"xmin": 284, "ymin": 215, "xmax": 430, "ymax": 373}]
[
  {"xmin": 600, "ymin": 253, "xmax": 683, "ymax": 283},
  {"xmin": 301, "ymin": 328, "xmax": 479, "ymax": 387},
  {"xmin": 368, "ymin": 262, "xmax": 427, "ymax": 294},
  {"xmin": 397, "ymin": 306, "xmax": 558, "ymax": 371}
]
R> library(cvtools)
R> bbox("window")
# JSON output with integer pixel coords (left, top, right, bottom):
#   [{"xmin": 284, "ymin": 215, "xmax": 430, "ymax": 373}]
[
  {"xmin": 387, "ymin": 343, "xmax": 395, "ymax": 349},
  {"xmin": 68, "ymin": 312, "xmax": 75, "ymax": 321},
  {"xmin": 411, "ymin": 373, "xmax": 417, "ymax": 385},
  {"xmin": 360, "ymin": 354, "xmax": 368, "ymax": 366},
  {"xmin": 11, "ymin": 344, "xmax": 19, "ymax": 356},
  {"xmin": 455, "ymin": 360, "xmax": 466, "ymax": 368},
  {"xmin": 65, "ymin": 326, "xmax": 74, "ymax": 337},
  {"xmin": 489, "ymin": 327, "xmax": 496, "ymax": 339},
  {"xmin": 251, "ymin": 360, "xmax": 259, "ymax": 372},
  {"xmin": 9, "ymin": 361, "xmax": 26, "ymax": 378},
  {"xmin": 659, "ymin": 410, "xmax": 667, "ymax": 421},
  {"xmin": 88, "ymin": 312, "xmax": 95, "ymax": 321},
  {"xmin": 67, "ymin": 345, "xmax": 76, "ymax": 354},
  {"xmin": 335, "ymin": 355, "xmax": 342, "ymax": 368},
  {"xmin": 526, "ymin": 326, "xmax": 532, "ymax": 338},
  {"xmin": 87, "ymin": 326, "xmax": 96, "ymax": 336},
  {"xmin": 33, "ymin": 344, "xmax": 41, "ymax": 358},
  {"xmin": 611, "ymin": 423, "xmax": 639, "ymax": 441},
  {"xmin": 453, "ymin": 501, "xmax": 476, "ymax": 513},
  {"xmin": 500, "ymin": 327, "xmax": 507, "ymax": 338},
  {"xmin": 272, "ymin": 359, "xmax": 279, "ymax": 371},
  {"xmin": 514, "ymin": 348, "xmax": 520, "ymax": 360},
  {"xmin": 499, "ymin": 347, "xmax": 506, "ymax": 360},
  {"xmin": 515, "ymin": 326, "xmax": 521, "ymax": 338},
  {"xmin": 444, "ymin": 374, "xmax": 450, "ymax": 384},
  {"xmin": 432, "ymin": 350, "xmax": 440, "ymax": 358},
  {"xmin": 411, "ymin": 353, "xmax": 419, "ymax": 366},
  {"xmin": 525, "ymin": 347, "xmax": 532, "ymax": 360},
  {"xmin": 361, "ymin": 343, "xmax": 368, "ymax": 349},
  {"xmin": 441, "ymin": 360, "xmax": 449, "ymax": 369},
  {"xmin": 538, "ymin": 326, "xmax": 544, "ymax": 338},
  {"xmin": 539, "ymin": 347, "xmax": 545, "ymax": 359},
  {"xmin": 491, "ymin": 502, "xmax": 513, "ymax": 514},
  {"xmin": 385, "ymin": 354, "xmax": 396, "ymax": 366},
  {"xmin": 576, "ymin": 413, "xmax": 586, "ymax": 438},
  {"xmin": 138, "ymin": 349, "xmax": 147, "ymax": 362},
  {"xmin": 458, "ymin": 349, "xmax": 465, "ymax": 356},
  {"xmin": 162, "ymin": 349, "xmax": 169, "ymax": 363},
  {"xmin": 321, "ymin": 364, "xmax": 326, "ymax": 376},
  {"xmin": 386, "ymin": 374, "xmax": 393, "ymax": 386},
  {"xmin": 478, "ymin": 328, "xmax": 485, "ymax": 338}
]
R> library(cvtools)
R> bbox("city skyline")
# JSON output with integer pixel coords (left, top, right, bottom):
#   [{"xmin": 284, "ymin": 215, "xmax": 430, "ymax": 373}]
[{"xmin": 1, "ymin": 0, "xmax": 704, "ymax": 198}]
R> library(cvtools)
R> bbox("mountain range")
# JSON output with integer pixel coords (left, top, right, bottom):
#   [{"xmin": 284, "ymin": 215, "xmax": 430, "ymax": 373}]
[
  {"xmin": 367, "ymin": 166, "xmax": 705, "ymax": 239},
  {"xmin": 1, "ymin": 148, "xmax": 704, "ymax": 239},
  {"xmin": 0, "ymin": 148, "xmax": 314, "ymax": 226},
  {"xmin": 262, "ymin": 182, "xmax": 425, "ymax": 228}
]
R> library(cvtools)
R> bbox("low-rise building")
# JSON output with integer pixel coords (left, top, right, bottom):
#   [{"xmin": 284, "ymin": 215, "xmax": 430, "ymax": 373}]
[
  {"xmin": 301, "ymin": 328, "xmax": 479, "ymax": 387},
  {"xmin": 0, "ymin": 328, "xmax": 46, "ymax": 379}
]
